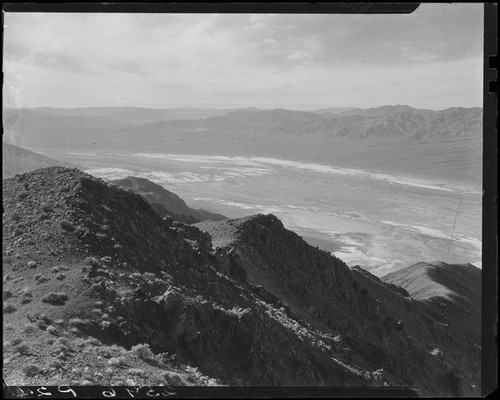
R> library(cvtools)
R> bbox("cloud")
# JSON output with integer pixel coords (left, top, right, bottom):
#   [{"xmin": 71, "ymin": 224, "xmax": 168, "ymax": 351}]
[
  {"xmin": 2, "ymin": 4, "xmax": 483, "ymax": 110},
  {"xmin": 287, "ymin": 50, "xmax": 314, "ymax": 62}
]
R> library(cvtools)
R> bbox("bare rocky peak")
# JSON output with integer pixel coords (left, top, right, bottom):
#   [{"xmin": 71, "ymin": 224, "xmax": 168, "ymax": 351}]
[{"xmin": 2, "ymin": 167, "xmax": 481, "ymax": 395}]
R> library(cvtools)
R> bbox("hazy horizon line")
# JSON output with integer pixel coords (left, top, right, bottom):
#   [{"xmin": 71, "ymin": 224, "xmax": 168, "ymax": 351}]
[{"xmin": 3, "ymin": 104, "xmax": 483, "ymax": 112}]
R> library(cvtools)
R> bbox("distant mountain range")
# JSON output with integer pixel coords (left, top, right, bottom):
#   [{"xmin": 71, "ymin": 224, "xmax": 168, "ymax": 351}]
[
  {"xmin": 2, "ymin": 143, "xmax": 78, "ymax": 179},
  {"xmin": 3, "ymin": 105, "xmax": 482, "ymax": 186},
  {"xmin": 2, "ymin": 166, "xmax": 481, "ymax": 394}
]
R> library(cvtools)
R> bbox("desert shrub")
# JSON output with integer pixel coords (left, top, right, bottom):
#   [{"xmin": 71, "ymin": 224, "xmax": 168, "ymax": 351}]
[
  {"xmin": 128, "ymin": 368, "xmax": 145, "ymax": 376},
  {"xmin": 22, "ymin": 364, "xmax": 41, "ymax": 377},
  {"xmin": 49, "ymin": 360, "xmax": 63, "ymax": 369},
  {"xmin": 130, "ymin": 343, "xmax": 154, "ymax": 360},
  {"xmin": 14, "ymin": 342, "xmax": 30, "ymax": 355},
  {"xmin": 3, "ymin": 302, "xmax": 17, "ymax": 314},
  {"xmin": 85, "ymin": 257, "xmax": 100, "ymax": 267},
  {"xmin": 38, "ymin": 313, "xmax": 52, "ymax": 323},
  {"xmin": 160, "ymin": 371, "xmax": 185, "ymax": 386},
  {"xmin": 38, "ymin": 213, "xmax": 50, "ymax": 221},
  {"xmin": 11, "ymin": 338, "xmax": 24, "ymax": 346},
  {"xmin": 46, "ymin": 325, "xmax": 58, "ymax": 335},
  {"xmin": 22, "ymin": 286, "xmax": 32, "ymax": 294},
  {"xmin": 21, "ymin": 290, "xmax": 33, "ymax": 304},
  {"xmin": 100, "ymin": 320, "xmax": 111, "ymax": 330},
  {"xmin": 41, "ymin": 203, "xmax": 53, "ymax": 212},
  {"xmin": 37, "ymin": 320, "xmax": 48, "ymax": 330},
  {"xmin": 144, "ymin": 272, "xmax": 156, "ymax": 281},
  {"xmin": 56, "ymin": 337, "xmax": 70, "ymax": 347},
  {"xmin": 11, "ymin": 212, "xmax": 21, "ymax": 221},
  {"xmin": 97, "ymin": 348, "xmax": 112, "ymax": 358},
  {"xmin": 60, "ymin": 220, "xmax": 75, "ymax": 232},
  {"xmin": 69, "ymin": 318, "xmax": 87, "ymax": 328},
  {"xmin": 56, "ymin": 273, "xmax": 66, "ymax": 280},
  {"xmin": 42, "ymin": 292, "xmax": 69, "ymax": 305},
  {"xmin": 107, "ymin": 356, "xmax": 127, "ymax": 367},
  {"xmin": 24, "ymin": 323, "xmax": 37, "ymax": 334},
  {"xmin": 52, "ymin": 341, "xmax": 69, "ymax": 356},
  {"xmin": 3, "ymin": 341, "xmax": 12, "ymax": 352},
  {"xmin": 27, "ymin": 261, "xmax": 37, "ymax": 268},
  {"xmin": 35, "ymin": 274, "xmax": 49, "ymax": 284},
  {"xmin": 50, "ymin": 266, "xmax": 60, "ymax": 273}
]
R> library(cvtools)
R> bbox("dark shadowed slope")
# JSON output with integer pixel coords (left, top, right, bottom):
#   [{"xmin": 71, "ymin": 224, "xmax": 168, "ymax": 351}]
[
  {"xmin": 196, "ymin": 216, "xmax": 481, "ymax": 396},
  {"xmin": 2, "ymin": 143, "xmax": 78, "ymax": 179},
  {"xmin": 2, "ymin": 167, "xmax": 370, "ymax": 389},
  {"xmin": 382, "ymin": 262, "xmax": 481, "ymax": 303},
  {"xmin": 3, "ymin": 167, "xmax": 480, "ymax": 395},
  {"xmin": 381, "ymin": 262, "xmax": 481, "ymax": 340},
  {"xmin": 110, "ymin": 176, "xmax": 226, "ymax": 223}
]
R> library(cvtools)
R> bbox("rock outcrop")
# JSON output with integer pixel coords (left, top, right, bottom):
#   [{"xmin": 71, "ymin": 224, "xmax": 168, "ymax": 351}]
[
  {"xmin": 3, "ymin": 167, "xmax": 480, "ymax": 395},
  {"xmin": 110, "ymin": 176, "xmax": 226, "ymax": 223}
]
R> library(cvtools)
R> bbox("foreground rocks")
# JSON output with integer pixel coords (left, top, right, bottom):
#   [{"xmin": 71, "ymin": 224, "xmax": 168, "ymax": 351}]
[{"xmin": 3, "ymin": 167, "xmax": 480, "ymax": 395}]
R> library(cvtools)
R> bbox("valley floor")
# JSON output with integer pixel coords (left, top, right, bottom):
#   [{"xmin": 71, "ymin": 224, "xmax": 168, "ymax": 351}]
[{"xmin": 38, "ymin": 149, "xmax": 482, "ymax": 275}]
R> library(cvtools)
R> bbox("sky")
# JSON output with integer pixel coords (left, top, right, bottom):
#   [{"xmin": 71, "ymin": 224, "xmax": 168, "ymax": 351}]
[{"xmin": 3, "ymin": 4, "xmax": 484, "ymax": 110}]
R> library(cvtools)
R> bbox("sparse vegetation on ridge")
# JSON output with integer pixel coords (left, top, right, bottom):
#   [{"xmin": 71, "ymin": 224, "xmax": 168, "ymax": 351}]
[{"xmin": 1, "ymin": 167, "xmax": 481, "ymax": 395}]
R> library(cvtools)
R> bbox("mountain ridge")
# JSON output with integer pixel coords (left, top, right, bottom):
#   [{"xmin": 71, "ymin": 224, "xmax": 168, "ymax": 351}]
[
  {"xmin": 3, "ymin": 105, "xmax": 481, "ymax": 186},
  {"xmin": 2, "ymin": 143, "xmax": 78, "ymax": 179},
  {"xmin": 110, "ymin": 176, "xmax": 226, "ymax": 224},
  {"xmin": 2, "ymin": 167, "xmax": 481, "ymax": 395}
]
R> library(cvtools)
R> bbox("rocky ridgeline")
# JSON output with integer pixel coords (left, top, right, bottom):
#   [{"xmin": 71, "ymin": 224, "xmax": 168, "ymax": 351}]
[
  {"xmin": 3, "ymin": 167, "xmax": 480, "ymax": 395},
  {"xmin": 110, "ymin": 176, "xmax": 226, "ymax": 224},
  {"xmin": 196, "ymin": 215, "xmax": 481, "ymax": 396}
]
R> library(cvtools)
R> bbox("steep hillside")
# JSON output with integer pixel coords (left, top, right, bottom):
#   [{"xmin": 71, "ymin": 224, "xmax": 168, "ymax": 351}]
[
  {"xmin": 196, "ymin": 216, "xmax": 481, "ymax": 396},
  {"xmin": 110, "ymin": 176, "xmax": 226, "ymax": 223},
  {"xmin": 382, "ymin": 262, "xmax": 481, "ymax": 340},
  {"xmin": 2, "ymin": 143, "xmax": 77, "ymax": 179},
  {"xmin": 3, "ymin": 167, "xmax": 480, "ymax": 395},
  {"xmin": 2, "ymin": 167, "xmax": 374, "ymax": 389}
]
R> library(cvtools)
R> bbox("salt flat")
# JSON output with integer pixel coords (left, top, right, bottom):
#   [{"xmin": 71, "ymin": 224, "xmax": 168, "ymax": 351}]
[{"xmin": 38, "ymin": 149, "xmax": 482, "ymax": 276}]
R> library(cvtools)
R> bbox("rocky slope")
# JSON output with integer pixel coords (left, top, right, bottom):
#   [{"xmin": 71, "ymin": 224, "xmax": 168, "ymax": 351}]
[
  {"xmin": 196, "ymin": 217, "xmax": 481, "ymax": 396},
  {"xmin": 110, "ymin": 176, "xmax": 225, "ymax": 223},
  {"xmin": 2, "ymin": 143, "xmax": 77, "ymax": 179},
  {"xmin": 3, "ymin": 167, "xmax": 480, "ymax": 395},
  {"xmin": 382, "ymin": 262, "xmax": 481, "ymax": 341}
]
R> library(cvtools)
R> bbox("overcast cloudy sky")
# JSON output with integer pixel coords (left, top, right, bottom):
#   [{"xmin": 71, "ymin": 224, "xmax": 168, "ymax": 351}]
[{"xmin": 3, "ymin": 4, "xmax": 483, "ymax": 110}]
